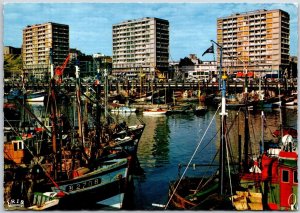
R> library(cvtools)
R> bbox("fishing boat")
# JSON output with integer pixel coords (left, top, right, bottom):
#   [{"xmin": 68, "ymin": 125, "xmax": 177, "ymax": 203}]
[
  {"xmin": 166, "ymin": 41, "xmax": 241, "ymax": 210},
  {"xmin": 234, "ymin": 86, "xmax": 298, "ymax": 210},
  {"xmin": 4, "ymin": 132, "xmax": 42, "ymax": 165},
  {"xmin": 194, "ymin": 83, "xmax": 208, "ymax": 116},
  {"xmin": 28, "ymin": 192, "xmax": 60, "ymax": 210},
  {"xmin": 143, "ymin": 107, "xmax": 167, "ymax": 115},
  {"xmin": 194, "ymin": 105, "xmax": 208, "ymax": 116},
  {"xmin": 272, "ymin": 101, "xmax": 282, "ymax": 108},
  {"xmin": 26, "ymin": 90, "xmax": 45, "ymax": 102},
  {"xmin": 284, "ymin": 100, "xmax": 295, "ymax": 106},
  {"xmin": 173, "ymin": 90, "xmax": 198, "ymax": 103},
  {"xmin": 292, "ymin": 92, "xmax": 297, "ymax": 105},
  {"xmin": 4, "ymin": 103, "xmax": 21, "ymax": 121},
  {"xmin": 34, "ymin": 157, "xmax": 131, "ymax": 209},
  {"xmin": 239, "ymin": 134, "xmax": 297, "ymax": 210},
  {"xmin": 166, "ymin": 104, "xmax": 194, "ymax": 115},
  {"xmin": 4, "ymin": 156, "xmax": 131, "ymax": 210},
  {"xmin": 4, "ymin": 89, "xmax": 45, "ymax": 103},
  {"xmin": 134, "ymin": 97, "xmax": 146, "ymax": 102},
  {"xmin": 4, "ymin": 88, "xmax": 22, "ymax": 100},
  {"xmin": 282, "ymin": 96, "xmax": 296, "ymax": 106},
  {"xmin": 4, "ymin": 55, "xmax": 136, "ymax": 210},
  {"xmin": 100, "ymin": 122, "xmax": 146, "ymax": 161},
  {"xmin": 111, "ymin": 106, "xmax": 137, "ymax": 113},
  {"xmin": 113, "ymin": 122, "xmax": 145, "ymax": 141}
]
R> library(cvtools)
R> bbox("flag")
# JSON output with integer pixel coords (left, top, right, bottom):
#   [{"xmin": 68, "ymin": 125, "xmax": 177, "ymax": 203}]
[{"xmin": 202, "ymin": 45, "xmax": 214, "ymax": 56}]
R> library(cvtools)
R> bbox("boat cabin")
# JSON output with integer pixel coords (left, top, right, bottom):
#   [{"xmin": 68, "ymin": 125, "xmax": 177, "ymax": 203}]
[{"xmin": 4, "ymin": 138, "xmax": 25, "ymax": 164}]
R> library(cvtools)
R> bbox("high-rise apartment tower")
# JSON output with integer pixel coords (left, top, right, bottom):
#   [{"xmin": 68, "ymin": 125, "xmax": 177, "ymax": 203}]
[
  {"xmin": 22, "ymin": 22, "xmax": 69, "ymax": 80},
  {"xmin": 112, "ymin": 17, "xmax": 169, "ymax": 80},
  {"xmin": 217, "ymin": 9, "xmax": 290, "ymax": 76}
]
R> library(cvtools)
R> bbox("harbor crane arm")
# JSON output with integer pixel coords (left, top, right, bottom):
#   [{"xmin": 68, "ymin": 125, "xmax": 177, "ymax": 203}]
[{"xmin": 54, "ymin": 54, "xmax": 70, "ymax": 83}]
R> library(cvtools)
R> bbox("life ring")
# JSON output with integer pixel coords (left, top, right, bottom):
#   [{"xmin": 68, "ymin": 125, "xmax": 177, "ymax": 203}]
[{"xmin": 288, "ymin": 193, "xmax": 297, "ymax": 210}]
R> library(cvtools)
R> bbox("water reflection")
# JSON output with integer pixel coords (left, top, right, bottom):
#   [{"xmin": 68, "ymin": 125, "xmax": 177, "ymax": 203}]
[{"xmin": 4, "ymin": 102, "xmax": 297, "ymax": 210}]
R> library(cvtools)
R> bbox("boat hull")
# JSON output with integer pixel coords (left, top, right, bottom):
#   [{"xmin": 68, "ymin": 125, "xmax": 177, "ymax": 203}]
[
  {"xmin": 240, "ymin": 150, "xmax": 298, "ymax": 210},
  {"xmin": 143, "ymin": 111, "xmax": 166, "ymax": 115},
  {"xmin": 168, "ymin": 177, "xmax": 219, "ymax": 210},
  {"xmin": 143, "ymin": 109, "xmax": 167, "ymax": 115},
  {"xmin": 35, "ymin": 158, "xmax": 130, "ymax": 210},
  {"xmin": 111, "ymin": 107, "xmax": 137, "ymax": 113},
  {"xmin": 26, "ymin": 96, "xmax": 45, "ymax": 102},
  {"xmin": 194, "ymin": 106, "xmax": 207, "ymax": 116}
]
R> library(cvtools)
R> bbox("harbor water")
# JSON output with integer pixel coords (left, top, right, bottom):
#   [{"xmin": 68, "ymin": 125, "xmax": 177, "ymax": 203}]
[
  {"xmin": 108, "ymin": 105, "xmax": 297, "ymax": 210},
  {"xmin": 7, "ymin": 103, "xmax": 298, "ymax": 210}
]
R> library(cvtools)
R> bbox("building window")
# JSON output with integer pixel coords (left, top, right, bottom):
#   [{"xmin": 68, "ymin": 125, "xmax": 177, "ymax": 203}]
[{"xmin": 282, "ymin": 170, "xmax": 289, "ymax": 183}]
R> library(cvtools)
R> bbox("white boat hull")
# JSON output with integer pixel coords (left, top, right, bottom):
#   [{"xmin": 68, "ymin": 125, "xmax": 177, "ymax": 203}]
[
  {"xmin": 111, "ymin": 108, "xmax": 136, "ymax": 113},
  {"xmin": 143, "ymin": 111, "xmax": 167, "ymax": 115},
  {"xmin": 26, "ymin": 96, "xmax": 45, "ymax": 102},
  {"xmin": 285, "ymin": 101, "xmax": 294, "ymax": 106}
]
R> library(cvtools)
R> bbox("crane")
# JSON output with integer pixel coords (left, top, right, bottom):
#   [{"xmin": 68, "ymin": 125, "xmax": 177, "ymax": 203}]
[{"xmin": 54, "ymin": 54, "xmax": 70, "ymax": 84}]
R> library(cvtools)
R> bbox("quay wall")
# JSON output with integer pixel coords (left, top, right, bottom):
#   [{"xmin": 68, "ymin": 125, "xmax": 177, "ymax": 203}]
[{"xmin": 4, "ymin": 80, "xmax": 297, "ymax": 95}]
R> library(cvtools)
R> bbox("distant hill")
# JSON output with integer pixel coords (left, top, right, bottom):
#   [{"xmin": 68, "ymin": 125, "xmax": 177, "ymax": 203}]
[{"xmin": 4, "ymin": 54, "xmax": 23, "ymax": 77}]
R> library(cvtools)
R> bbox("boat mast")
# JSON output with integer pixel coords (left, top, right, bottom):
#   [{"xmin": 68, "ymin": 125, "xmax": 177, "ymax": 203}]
[
  {"xmin": 49, "ymin": 49, "xmax": 59, "ymax": 179},
  {"xmin": 139, "ymin": 67, "xmax": 144, "ymax": 99},
  {"xmin": 75, "ymin": 65, "xmax": 85, "ymax": 147},
  {"xmin": 258, "ymin": 76, "xmax": 263, "ymax": 102},
  {"xmin": 198, "ymin": 80, "xmax": 201, "ymax": 106},
  {"xmin": 21, "ymin": 73, "xmax": 26, "ymax": 134},
  {"xmin": 261, "ymin": 111, "xmax": 265, "ymax": 154},
  {"xmin": 211, "ymin": 40, "xmax": 227, "ymax": 196},
  {"xmin": 243, "ymin": 104, "xmax": 250, "ymax": 172},
  {"xmin": 95, "ymin": 67, "xmax": 101, "ymax": 145},
  {"xmin": 278, "ymin": 78, "xmax": 283, "ymax": 140},
  {"xmin": 165, "ymin": 86, "xmax": 167, "ymax": 104},
  {"xmin": 104, "ymin": 68, "xmax": 108, "ymax": 122}
]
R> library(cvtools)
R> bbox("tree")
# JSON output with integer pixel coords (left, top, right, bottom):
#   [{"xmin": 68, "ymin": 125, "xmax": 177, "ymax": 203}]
[{"xmin": 4, "ymin": 54, "xmax": 22, "ymax": 78}]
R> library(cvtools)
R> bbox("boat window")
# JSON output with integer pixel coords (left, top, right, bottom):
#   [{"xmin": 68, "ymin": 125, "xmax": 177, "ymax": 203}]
[
  {"xmin": 282, "ymin": 170, "xmax": 289, "ymax": 183},
  {"xmin": 19, "ymin": 141, "xmax": 24, "ymax": 150},
  {"xmin": 294, "ymin": 171, "xmax": 298, "ymax": 183},
  {"xmin": 13, "ymin": 142, "xmax": 18, "ymax": 151}
]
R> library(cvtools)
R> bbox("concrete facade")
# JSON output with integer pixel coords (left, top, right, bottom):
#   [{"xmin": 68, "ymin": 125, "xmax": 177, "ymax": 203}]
[
  {"xmin": 22, "ymin": 22, "xmax": 69, "ymax": 80},
  {"xmin": 217, "ymin": 9, "xmax": 290, "ymax": 77},
  {"xmin": 112, "ymin": 17, "xmax": 169, "ymax": 80}
]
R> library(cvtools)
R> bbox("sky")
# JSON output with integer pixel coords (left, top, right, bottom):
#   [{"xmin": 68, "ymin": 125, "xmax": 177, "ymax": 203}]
[{"xmin": 3, "ymin": 2, "xmax": 299, "ymax": 61}]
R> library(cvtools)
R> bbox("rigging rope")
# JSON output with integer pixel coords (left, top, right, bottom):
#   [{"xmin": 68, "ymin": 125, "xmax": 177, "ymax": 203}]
[
  {"xmin": 225, "ymin": 122, "xmax": 234, "ymax": 205},
  {"xmin": 164, "ymin": 104, "xmax": 221, "ymax": 210},
  {"xmin": 249, "ymin": 110, "xmax": 259, "ymax": 158},
  {"xmin": 193, "ymin": 107, "xmax": 243, "ymax": 196},
  {"xmin": 4, "ymin": 116, "xmax": 66, "ymax": 194}
]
